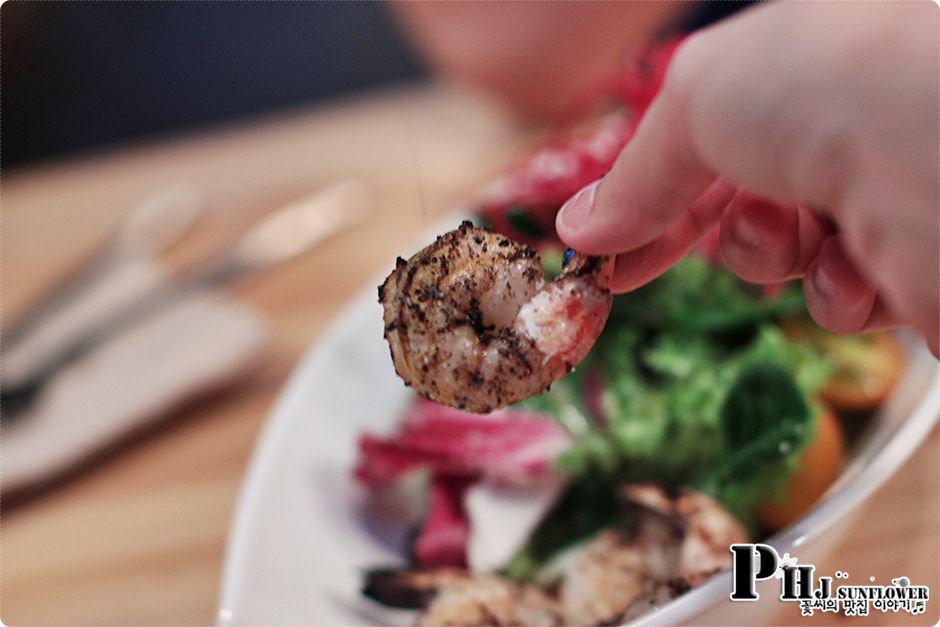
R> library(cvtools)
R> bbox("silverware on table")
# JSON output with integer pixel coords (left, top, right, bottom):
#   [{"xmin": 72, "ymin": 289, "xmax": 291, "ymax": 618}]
[
  {"xmin": 3, "ymin": 183, "xmax": 204, "ymax": 348},
  {"xmin": 1, "ymin": 180, "xmax": 372, "ymax": 415}
]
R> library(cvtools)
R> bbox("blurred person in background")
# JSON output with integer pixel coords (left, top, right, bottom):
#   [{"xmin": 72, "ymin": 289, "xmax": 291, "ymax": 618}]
[
  {"xmin": 1, "ymin": 1, "xmax": 746, "ymax": 167},
  {"xmin": 394, "ymin": 2, "xmax": 701, "ymax": 119}
]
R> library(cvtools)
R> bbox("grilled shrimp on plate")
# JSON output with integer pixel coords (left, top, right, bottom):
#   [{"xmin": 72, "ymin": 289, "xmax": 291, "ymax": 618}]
[{"xmin": 379, "ymin": 221, "xmax": 613, "ymax": 413}]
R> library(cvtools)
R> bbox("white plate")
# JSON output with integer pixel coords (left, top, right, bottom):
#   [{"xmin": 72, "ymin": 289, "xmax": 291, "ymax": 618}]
[{"xmin": 217, "ymin": 217, "xmax": 940, "ymax": 625}]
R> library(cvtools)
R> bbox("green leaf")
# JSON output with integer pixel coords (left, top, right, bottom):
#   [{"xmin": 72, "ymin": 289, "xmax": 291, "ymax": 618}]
[
  {"xmin": 696, "ymin": 363, "xmax": 814, "ymax": 525},
  {"xmin": 516, "ymin": 364, "xmax": 593, "ymax": 438},
  {"xmin": 505, "ymin": 207, "xmax": 546, "ymax": 237},
  {"xmin": 503, "ymin": 476, "xmax": 618, "ymax": 581},
  {"xmin": 538, "ymin": 245, "xmax": 565, "ymax": 280},
  {"xmin": 605, "ymin": 257, "xmax": 806, "ymax": 337},
  {"xmin": 721, "ymin": 362, "xmax": 809, "ymax": 448}
]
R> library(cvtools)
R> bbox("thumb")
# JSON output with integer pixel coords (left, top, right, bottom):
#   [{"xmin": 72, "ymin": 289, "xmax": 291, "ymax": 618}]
[{"xmin": 555, "ymin": 83, "xmax": 715, "ymax": 255}]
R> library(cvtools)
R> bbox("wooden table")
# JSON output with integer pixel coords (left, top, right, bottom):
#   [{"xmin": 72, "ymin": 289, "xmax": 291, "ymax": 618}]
[{"xmin": 2, "ymin": 83, "xmax": 937, "ymax": 625}]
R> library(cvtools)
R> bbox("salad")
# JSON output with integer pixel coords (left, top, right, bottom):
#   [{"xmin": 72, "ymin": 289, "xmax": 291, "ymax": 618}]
[{"xmin": 353, "ymin": 41, "xmax": 906, "ymax": 625}]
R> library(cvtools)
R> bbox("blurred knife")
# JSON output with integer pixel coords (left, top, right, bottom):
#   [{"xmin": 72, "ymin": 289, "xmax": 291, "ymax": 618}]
[{"xmin": 1, "ymin": 180, "xmax": 373, "ymax": 414}]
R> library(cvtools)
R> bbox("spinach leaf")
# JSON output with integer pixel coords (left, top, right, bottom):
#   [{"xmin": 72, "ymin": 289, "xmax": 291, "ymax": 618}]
[
  {"xmin": 722, "ymin": 362, "xmax": 810, "ymax": 448},
  {"xmin": 504, "ymin": 475, "xmax": 618, "ymax": 581},
  {"xmin": 696, "ymin": 363, "xmax": 814, "ymax": 525}
]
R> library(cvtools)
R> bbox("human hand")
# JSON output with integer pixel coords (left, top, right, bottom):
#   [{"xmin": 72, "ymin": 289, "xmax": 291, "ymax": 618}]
[{"xmin": 555, "ymin": 1, "xmax": 938, "ymax": 355}]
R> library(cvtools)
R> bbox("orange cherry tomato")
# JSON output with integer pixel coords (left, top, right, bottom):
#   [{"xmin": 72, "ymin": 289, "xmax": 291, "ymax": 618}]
[
  {"xmin": 819, "ymin": 333, "xmax": 905, "ymax": 411},
  {"xmin": 781, "ymin": 318, "xmax": 906, "ymax": 412},
  {"xmin": 757, "ymin": 408, "xmax": 845, "ymax": 532}
]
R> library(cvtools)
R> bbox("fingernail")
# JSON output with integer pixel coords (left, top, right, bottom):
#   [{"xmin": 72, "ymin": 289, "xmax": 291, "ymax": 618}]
[
  {"xmin": 812, "ymin": 262, "xmax": 839, "ymax": 298},
  {"xmin": 558, "ymin": 180, "xmax": 599, "ymax": 231},
  {"xmin": 730, "ymin": 212, "xmax": 764, "ymax": 248}
]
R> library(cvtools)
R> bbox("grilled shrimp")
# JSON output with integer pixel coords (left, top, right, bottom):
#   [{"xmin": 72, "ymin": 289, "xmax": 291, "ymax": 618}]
[
  {"xmin": 559, "ymin": 489, "xmax": 684, "ymax": 626},
  {"xmin": 618, "ymin": 485, "xmax": 747, "ymax": 587},
  {"xmin": 421, "ymin": 575, "xmax": 563, "ymax": 626},
  {"xmin": 675, "ymin": 490, "xmax": 749, "ymax": 586},
  {"xmin": 560, "ymin": 527, "xmax": 682, "ymax": 625},
  {"xmin": 559, "ymin": 485, "xmax": 747, "ymax": 625},
  {"xmin": 379, "ymin": 221, "xmax": 613, "ymax": 413},
  {"xmin": 363, "ymin": 568, "xmax": 562, "ymax": 626}
]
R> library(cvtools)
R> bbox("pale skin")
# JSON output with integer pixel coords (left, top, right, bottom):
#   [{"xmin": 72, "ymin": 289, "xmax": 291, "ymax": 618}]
[{"xmin": 553, "ymin": 2, "xmax": 938, "ymax": 355}]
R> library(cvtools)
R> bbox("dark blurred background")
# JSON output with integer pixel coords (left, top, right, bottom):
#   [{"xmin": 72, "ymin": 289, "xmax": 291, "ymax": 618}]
[
  {"xmin": 1, "ymin": 1, "xmax": 424, "ymax": 168},
  {"xmin": 1, "ymin": 1, "xmax": 752, "ymax": 170}
]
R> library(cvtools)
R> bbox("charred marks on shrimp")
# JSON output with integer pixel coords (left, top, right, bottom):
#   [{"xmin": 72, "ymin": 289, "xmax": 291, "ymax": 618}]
[{"xmin": 379, "ymin": 223, "xmax": 612, "ymax": 412}]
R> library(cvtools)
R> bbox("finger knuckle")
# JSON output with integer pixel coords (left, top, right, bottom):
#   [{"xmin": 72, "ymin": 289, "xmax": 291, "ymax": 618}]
[{"xmin": 782, "ymin": 120, "xmax": 855, "ymax": 210}]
